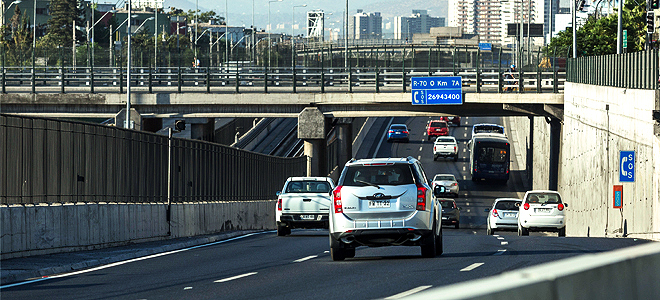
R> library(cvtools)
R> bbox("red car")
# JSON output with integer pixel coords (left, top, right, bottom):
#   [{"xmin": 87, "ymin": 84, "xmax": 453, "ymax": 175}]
[
  {"xmin": 427, "ymin": 120, "xmax": 449, "ymax": 141},
  {"xmin": 447, "ymin": 116, "xmax": 461, "ymax": 126}
]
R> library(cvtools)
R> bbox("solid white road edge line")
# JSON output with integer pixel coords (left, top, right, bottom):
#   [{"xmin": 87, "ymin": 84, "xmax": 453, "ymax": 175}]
[
  {"xmin": 385, "ymin": 285, "xmax": 433, "ymax": 299},
  {"xmin": 214, "ymin": 272, "xmax": 258, "ymax": 283},
  {"xmin": 372, "ymin": 117, "xmax": 394, "ymax": 158},
  {"xmin": 293, "ymin": 255, "xmax": 318, "ymax": 263},
  {"xmin": 460, "ymin": 263, "xmax": 485, "ymax": 272},
  {"xmin": 0, "ymin": 231, "xmax": 271, "ymax": 289}
]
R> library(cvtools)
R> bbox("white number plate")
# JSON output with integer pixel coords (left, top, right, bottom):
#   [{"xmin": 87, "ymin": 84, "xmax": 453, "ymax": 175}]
[
  {"xmin": 504, "ymin": 212, "xmax": 517, "ymax": 218},
  {"xmin": 535, "ymin": 208, "xmax": 552, "ymax": 213},
  {"xmin": 368, "ymin": 200, "xmax": 390, "ymax": 208},
  {"xmin": 300, "ymin": 215, "xmax": 315, "ymax": 220}
]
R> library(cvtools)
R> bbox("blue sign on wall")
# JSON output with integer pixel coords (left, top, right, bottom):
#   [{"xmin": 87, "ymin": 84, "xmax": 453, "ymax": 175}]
[
  {"xmin": 619, "ymin": 151, "xmax": 635, "ymax": 182},
  {"xmin": 479, "ymin": 43, "xmax": 492, "ymax": 51},
  {"xmin": 411, "ymin": 76, "xmax": 463, "ymax": 105}
]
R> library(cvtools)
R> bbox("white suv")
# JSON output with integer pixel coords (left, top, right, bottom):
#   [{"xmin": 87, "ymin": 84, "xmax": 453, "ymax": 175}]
[
  {"xmin": 328, "ymin": 157, "xmax": 442, "ymax": 261},
  {"xmin": 518, "ymin": 190, "xmax": 567, "ymax": 237}
]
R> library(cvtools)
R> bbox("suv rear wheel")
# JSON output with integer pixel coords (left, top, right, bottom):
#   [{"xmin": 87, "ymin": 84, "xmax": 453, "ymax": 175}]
[
  {"xmin": 277, "ymin": 225, "xmax": 290, "ymax": 236},
  {"xmin": 421, "ymin": 224, "xmax": 439, "ymax": 258},
  {"xmin": 558, "ymin": 227, "xmax": 566, "ymax": 237},
  {"xmin": 518, "ymin": 225, "xmax": 529, "ymax": 236}
]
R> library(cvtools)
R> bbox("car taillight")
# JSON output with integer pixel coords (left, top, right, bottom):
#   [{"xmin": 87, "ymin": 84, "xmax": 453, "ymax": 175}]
[
  {"xmin": 403, "ymin": 131, "xmax": 409, "ymax": 134},
  {"xmin": 557, "ymin": 203, "xmax": 564, "ymax": 211},
  {"xmin": 523, "ymin": 203, "xmax": 530, "ymax": 210},
  {"xmin": 333, "ymin": 186, "xmax": 343, "ymax": 213},
  {"xmin": 388, "ymin": 130, "xmax": 394, "ymax": 134},
  {"xmin": 452, "ymin": 183, "xmax": 458, "ymax": 187},
  {"xmin": 454, "ymin": 146, "xmax": 457, "ymax": 152},
  {"xmin": 277, "ymin": 198, "xmax": 282, "ymax": 211},
  {"xmin": 492, "ymin": 209, "xmax": 499, "ymax": 218},
  {"xmin": 416, "ymin": 184, "xmax": 427, "ymax": 211}
]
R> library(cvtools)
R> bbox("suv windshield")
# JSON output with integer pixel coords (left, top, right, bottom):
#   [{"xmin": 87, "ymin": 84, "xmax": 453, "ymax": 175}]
[
  {"xmin": 286, "ymin": 181, "xmax": 331, "ymax": 193},
  {"xmin": 435, "ymin": 137, "xmax": 454, "ymax": 143},
  {"xmin": 495, "ymin": 200, "xmax": 521, "ymax": 210},
  {"xmin": 527, "ymin": 193, "xmax": 562, "ymax": 204},
  {"xmin": 341, "ymin": 164, "xmax": 415, "ymax": 186}
]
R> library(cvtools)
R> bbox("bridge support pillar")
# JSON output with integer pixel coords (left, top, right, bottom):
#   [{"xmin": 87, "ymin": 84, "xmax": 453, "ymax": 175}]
[
  {"xmin": 527, "ymin": 116, "xmax": 534, "ymax": 189},
  {"xmin": 548, "ymin": 117, "xmax": 561, "ymax": 191},
  {"xmin": 190, "ymin": 118, "xmax": 215, "ymax": 142},
  {"xmin": 298, "ymin": 107, "xmax": 327, "ymax": 177},
  {"xmin": 334, "ymin": 118, "xmax": 353, "ymax": 178}
]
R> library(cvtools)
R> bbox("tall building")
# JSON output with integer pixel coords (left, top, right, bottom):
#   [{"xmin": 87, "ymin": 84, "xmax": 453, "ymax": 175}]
[
  {"xmin": 348, "ymin": 9, "xmax": 382, "ymax": 39},
  {"xmin": 448, "ymin": 0, "xmax": 544, "ymax": 46},
  {"xmin": 394, "ymin": 10, "xmax": 445, "ymax": 41},
  {"xmin": 131, "ymin": 0, "xmax": 164, "ymax": 9}
]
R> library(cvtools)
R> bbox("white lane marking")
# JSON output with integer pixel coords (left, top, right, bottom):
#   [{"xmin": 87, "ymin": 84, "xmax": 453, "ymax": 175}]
[
  {"xmin": 417, "ymin": 155, "xmax": 421, "ymax": 160},
  {"xmin": 293, "ymin": 255, "xmax": 318, "ymax": 263},
  {"xmin": 493, "ymin": 235, "xmax": 500, "ymax": 237},
  {"xmin": 184, "ymin": 287, "xmax": 193, "ymax": 290},
  {"xmin": 0, "ymin": 231, "xmax": 270, "ymax": 289},
  {"xmin": 501, "ymin": 241, "xmax": 509, "ymax": 245},
  {"xmin": 496, "ymin": 236, "xmax": 504, "ymax": 240},
  {"xmin": 214, "ymin": 272, "xmax": 258, "ymax": 283},
  {"xmin": 373, "ymin": 117, "xmax": 394, "ymax": 158},
  {"xmin": 385, "ymin": 285, "xmax": 433, "ymax": 299},
  {"xmin": 324, "ymin": 251, "xmax": 329, "ymax": 253},
  {"xmin": 464, "ymin": 133, "xmax": 467, "ymax": 137},
  {"xmin": 419, "ymin": 146, "xmax": 423, "ymax": 151},
  {"xmin": 460, "ymin": 263, "xmax": 485, "ymax": 272},
  {"xmin": 494, "ymin": 249, "xmax": 507, "ymax": 256}
]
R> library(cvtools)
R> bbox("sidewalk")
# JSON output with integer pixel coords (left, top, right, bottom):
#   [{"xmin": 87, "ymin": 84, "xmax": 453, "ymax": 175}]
[{"xmin": 1, "ymin": 230, "xmax": 263, "ymax": 286}]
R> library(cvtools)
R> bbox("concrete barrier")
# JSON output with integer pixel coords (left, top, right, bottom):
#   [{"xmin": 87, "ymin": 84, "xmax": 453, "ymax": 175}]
[
  {"xmin": 0, "ymin": 200, "xmax": 276, "ymax": 259},
  {"xmin": 402, "ymin": 241, "xmax": 660, "ymax": 300}
]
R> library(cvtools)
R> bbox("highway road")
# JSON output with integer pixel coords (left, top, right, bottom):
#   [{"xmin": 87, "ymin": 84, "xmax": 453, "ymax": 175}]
[{"xmin": 1, "ymin": 116, "xmax": 645, "ymax": 300}]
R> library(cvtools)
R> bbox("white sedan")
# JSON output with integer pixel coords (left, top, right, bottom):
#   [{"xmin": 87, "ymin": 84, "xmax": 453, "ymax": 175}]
[{"xmin": 431, "ymin": 174, "xmax": 459, "ymax": 198}]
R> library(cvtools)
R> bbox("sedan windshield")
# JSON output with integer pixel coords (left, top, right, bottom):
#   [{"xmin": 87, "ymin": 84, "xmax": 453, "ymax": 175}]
[{"xmin": 434, "ymin": 175, "xmax": 455, "ymax": 181}]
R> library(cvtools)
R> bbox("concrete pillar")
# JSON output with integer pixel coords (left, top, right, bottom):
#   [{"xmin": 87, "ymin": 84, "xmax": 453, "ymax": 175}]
[
  {"xmin": 528, "ymin": 116, "xmax": 534, "ymax": 189},
  {"xmin": 298, "ymin": 107, "xmax": 327, "ymax": 177},
  {"xmin": 142, "ymin": 118, "xmax": 163, "ymax": 133},
  {"xmin": 549, "ymin": 117, "xmax": 561, "ymax": 191},
  {"xmin": 115, "ymin": 108, "xmax": 142, "ymax": 130},
  {"xmin": 190, "ymin": 118, "xmax": 215, "ymax": 141},
  {"xmin": 335, "ymin": 117, "xmax": 353, "ymax": 174}
]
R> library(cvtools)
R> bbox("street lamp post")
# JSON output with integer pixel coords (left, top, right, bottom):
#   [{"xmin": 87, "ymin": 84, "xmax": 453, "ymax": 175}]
[
  {"xmin": 154, "ymin": 7, "xmax": 157, "ymax": 67},
  {"xmin": 87, "ymin": 9, "xmax": 116, "ymax": 66},
  {"xmin": 2, "ymin": 0, "xmax": 21, "ymax": 28},
  {"xmin": 225, "ymin": 0, "xmax": 228, "ymax": 66},
  {"xmin": 268, "ymin": 0, "xmax": 282, "ymax": 69},
  {"xmin": 345, "ymin": 0, "xmax": 348, "ymax": 68},
  {"xmin": 126, "ymin": 0, "xmax": 132, "ymax": 128},
  {"xmin": 291, "ymin": 4, "xmax": 306, "ymax": 69}
]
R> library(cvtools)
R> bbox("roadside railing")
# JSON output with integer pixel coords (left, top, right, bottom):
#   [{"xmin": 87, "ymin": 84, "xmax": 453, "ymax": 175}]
[{"xmin": 567, "ymin": 49, "xmax": 659, "ymax": 90}]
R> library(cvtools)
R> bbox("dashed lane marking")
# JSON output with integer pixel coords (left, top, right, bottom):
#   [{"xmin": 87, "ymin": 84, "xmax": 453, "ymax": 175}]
[
  {"xmin": 494, "ymin": 249, "xmax": 507, "ymax": 256},
  {"xmin": 293, "ymin": 255, "xmax": 318, "ymax": 263},
  {"xmin": 497, "ymin": 236, "xmax": 504, "ymax": 240},
  {"xmin": 385, "ymin": 285, "xmax": 433, "ymax": 299},
  {"xmin": 501, "ymin": 241, "xmax": 509, "ymax": 245},
  {"xmin": 460, "ymin": 263, "xmax": 484, "ymax": 272},
  {"xmin": 419, "ymin": 146, "xmax": 423, "ymax": 151},
  {"xmin": 214, "ymin": 272, "xmax": 258, "ymax": 283}
]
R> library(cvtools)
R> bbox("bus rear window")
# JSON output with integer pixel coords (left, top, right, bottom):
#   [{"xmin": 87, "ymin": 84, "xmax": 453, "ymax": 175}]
[{"xmin": 477, "ymin": 147, "xmax": 508, "ymax": 163}]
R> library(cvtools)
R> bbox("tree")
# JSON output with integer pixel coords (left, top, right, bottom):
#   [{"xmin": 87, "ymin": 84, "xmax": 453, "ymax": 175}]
[
  {"xmin": 1, "ymin": 6, "xmax": 32, "ymax": 65},
  {"xmin": 167, "ymin": 7, "xmax": 225, "ymax": 24},
  {"xmin": 46, "ymin": 0, "xmax": 82, "ymax": 47},
  {"xmin": 543, "ymin": 0, "xmax": 647, "ymax": 57}
]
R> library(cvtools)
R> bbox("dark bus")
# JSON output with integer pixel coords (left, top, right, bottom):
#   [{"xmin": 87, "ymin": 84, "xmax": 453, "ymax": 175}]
[{"xmin": 468, "ymin": 134, "xmax": 510, "ymax": 183}]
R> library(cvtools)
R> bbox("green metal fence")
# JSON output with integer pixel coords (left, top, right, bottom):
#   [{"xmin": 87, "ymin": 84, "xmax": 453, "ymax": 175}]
[
  {"xmin": 0, "ymin": 114, "xmax": 306, "ymax": 205},
  {"xmin": 567, "ymin": 49, "xmax": 659, "ymax": 90}
]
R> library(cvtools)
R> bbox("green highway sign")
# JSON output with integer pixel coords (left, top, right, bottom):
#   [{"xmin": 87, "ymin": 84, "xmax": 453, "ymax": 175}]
[{"xmin": 623, "ymin": 30, "xmax": 628, "ymax": 48}]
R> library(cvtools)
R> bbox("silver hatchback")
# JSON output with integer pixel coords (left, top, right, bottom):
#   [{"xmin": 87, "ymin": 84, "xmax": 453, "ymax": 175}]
[
  {"xmin": 328, "ymin": 157, "xmax": 442, "ymax": 261},
  {"xmin": 486, "ymin": 198, "xmax": 521, "ymax": 235}
]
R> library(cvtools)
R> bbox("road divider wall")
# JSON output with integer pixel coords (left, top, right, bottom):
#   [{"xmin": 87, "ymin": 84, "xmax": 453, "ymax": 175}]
[
  {"xmin": 0, "ymin": 200, "xmax": 276, "ymax": 260},
  {"xmin": 403, "ymin": 241, "xmax": 660, "ymax": 300}
]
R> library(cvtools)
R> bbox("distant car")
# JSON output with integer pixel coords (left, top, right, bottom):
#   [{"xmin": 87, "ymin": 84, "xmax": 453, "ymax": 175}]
[
  {"xmin": 433, "ymin": 136, "xmax": 458, "ymax": 161},
  {"xmin": 438, "ymin": 198, "xmax": 461, "ymax": 229},
  {"xmin": 518, "ymin": 190, "xmax": 567, "ymax": 237},
  {"xmin": 447, "ymin": 116, "xmax": 461, "ymax": 126},
  {"xmin": 471, "ymin": 123, "xmax": 505, "ymax": 137},
  {"xmin": 387, "ymin": 124, "xmax": 410, "ymax": 143},
  {"xmin": 431, "ymin": 174, "xmax": 459, "ymax": 197},
  {"xmin": 328, "ymin": 157, "xmax": 442, "ymax": 261},
  {"xmin": 426, "ymin": 120, "xmax": 449, "ymax": 141},
  {"xmin": 486, "ymin": 198, "xmax": 522, "ymax": 235}
]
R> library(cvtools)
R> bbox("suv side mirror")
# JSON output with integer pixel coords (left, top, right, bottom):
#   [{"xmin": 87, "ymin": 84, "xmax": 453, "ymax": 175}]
[
  {"xmin": 276, "ymin": 191, "xmax": 281, "ymax": 197},
  {"xmin": 564, "ymin": 203, "xmax": 568, "ymax": 207},
  {"xmin": 433, "ymin": 185, "xmax": 446, "ymax": 197}
]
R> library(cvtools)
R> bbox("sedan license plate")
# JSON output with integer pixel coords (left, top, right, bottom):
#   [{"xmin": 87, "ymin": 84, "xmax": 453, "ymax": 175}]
[
  {"xmin": 368, "ymin": 200, "xmax": 390, "ymax": 208},
  {"xmin": 300, "ymin": 215, "xmax": 315, "ymax": 220},
  {"xmin": 535, "ymin": 208, "xmax": 552, "ymax": 213}
]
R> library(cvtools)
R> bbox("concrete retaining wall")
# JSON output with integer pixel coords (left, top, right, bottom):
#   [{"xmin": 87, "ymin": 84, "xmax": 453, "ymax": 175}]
[
  {"xmin": 507, "ymin": 83, "xmax": 660, "ymax": 240},
  {"xmin": 0, "ymin": 200, "xmax": 276, "ymax": 259},
  {"xmin": 404, "ymin": 241, "xmax": 660, "ymax": 300}
]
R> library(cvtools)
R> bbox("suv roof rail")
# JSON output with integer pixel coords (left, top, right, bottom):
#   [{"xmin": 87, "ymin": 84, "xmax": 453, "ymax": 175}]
[{"xmin": 406, "ymin": 156, "xmax": 415, "ymax": 161}]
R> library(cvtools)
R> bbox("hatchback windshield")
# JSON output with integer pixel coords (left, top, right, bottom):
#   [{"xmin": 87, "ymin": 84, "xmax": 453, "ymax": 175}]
[
  {"xmin": 342, "ymin": 165, "xmax": 415, "ymax": 186},
  {"xmin": 434, "ymin": 175, "xmax": 455, "ymax": 181},
  {"xmin": 527, "ymin": 193, "xmax": 562, "ymax": 204},
  {"xmin": 494, "ymin": 200, "xmax": 521, "ymax": 210},
  {"xmin": 429, "ymin": 121, "xmax": 447, "ymax": 128},
  {"xmin": 286, "ymin": 181, "xmax": 331, "ymax": 193}
]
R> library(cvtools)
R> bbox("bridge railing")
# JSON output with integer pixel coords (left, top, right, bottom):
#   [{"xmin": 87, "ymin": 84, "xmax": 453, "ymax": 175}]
[
  {"xmin": 567, "ymin": 49, "xmax": 659, "ymax": 90},
  {"xmin": 0, "ymin": 114, "xmax": 306, "ymax": 205},
  {"xmin": 0, "ymin": 66, "xmax": 566, "ymax": 94}
]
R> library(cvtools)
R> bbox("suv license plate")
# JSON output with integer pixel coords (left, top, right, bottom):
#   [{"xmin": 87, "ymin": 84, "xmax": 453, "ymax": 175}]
[
  {"xmin": 368, "ymin": 200, "xmax": 390, "ymax": 208},
  {"xmin": 300, "ymin": 215, "xmax": 315, "ymax": 220}
]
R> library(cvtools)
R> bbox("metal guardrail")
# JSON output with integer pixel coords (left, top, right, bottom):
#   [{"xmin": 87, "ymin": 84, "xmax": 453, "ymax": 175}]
[
  {"xmin": 567, "ymin": 49, "xmax": 659, "ymax": 90},
  {"xmin": 0, "ymin": 114, "xmax": 306, "ymax": 205},
  {"xmin": 0, "ymin": 66, "xmax": 566, "ymax": 94}
]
